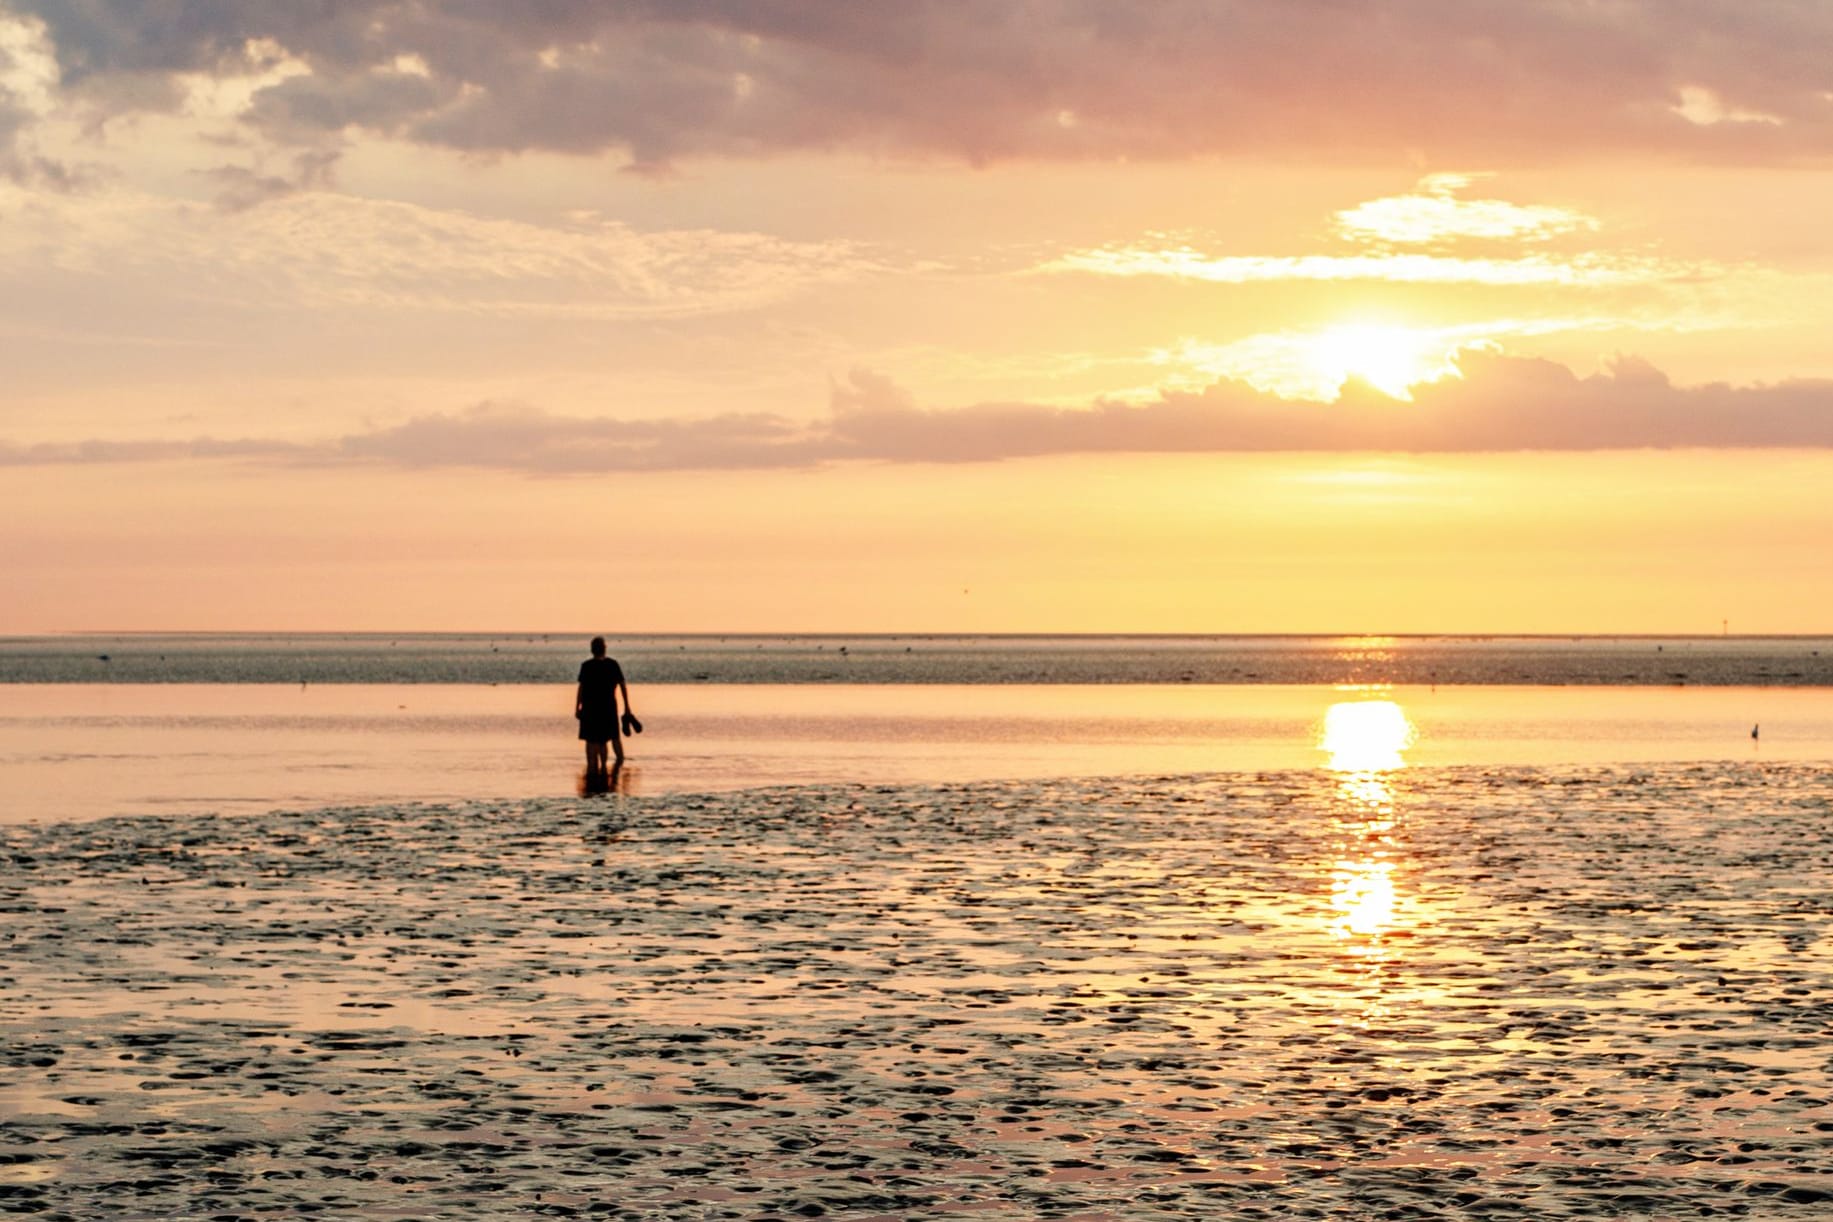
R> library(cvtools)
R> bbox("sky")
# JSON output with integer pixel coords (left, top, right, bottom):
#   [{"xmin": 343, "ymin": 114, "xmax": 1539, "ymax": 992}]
[{"xmin": 5, "ymin": 0, "xmax": 1833, "ymax": 633}]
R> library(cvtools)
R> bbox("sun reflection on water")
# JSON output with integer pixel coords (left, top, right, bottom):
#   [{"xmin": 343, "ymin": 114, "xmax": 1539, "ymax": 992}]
[
  {"xmin": 1317, "ymin": 696, "xmax": 1417, "ymax": 1009},
  {"xmin": 1331, "ymin": 858, "xmax": 1396, "ymax": 938},
  {"xmin": 1320, "ymin": 698, "xmax": 1416, "ymax": 774}
]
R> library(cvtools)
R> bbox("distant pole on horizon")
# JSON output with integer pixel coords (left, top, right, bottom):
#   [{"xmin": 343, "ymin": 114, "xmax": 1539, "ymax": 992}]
[{"xmin": 1722, "ymin": 618, "xmax": 1728, "ymax": 636}]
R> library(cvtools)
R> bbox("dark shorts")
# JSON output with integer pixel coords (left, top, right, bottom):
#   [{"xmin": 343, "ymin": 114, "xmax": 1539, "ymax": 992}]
[{"xmin": 578, "ymin": 714, "xmax": 620, "ymax": 743}]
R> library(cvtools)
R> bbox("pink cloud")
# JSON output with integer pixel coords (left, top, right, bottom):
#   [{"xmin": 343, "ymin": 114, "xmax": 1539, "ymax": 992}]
[{"xmin": 7, "ymin": 352, "xmax": 1833, "ymax": 472}]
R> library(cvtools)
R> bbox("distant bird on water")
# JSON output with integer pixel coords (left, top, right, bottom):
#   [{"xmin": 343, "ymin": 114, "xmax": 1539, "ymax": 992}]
[{"xmin": 1751, "ymin": 724, "xmax": 1760, "ymax": 740}]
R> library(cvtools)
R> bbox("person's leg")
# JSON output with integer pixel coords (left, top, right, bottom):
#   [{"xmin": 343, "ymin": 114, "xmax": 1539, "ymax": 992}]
[{"xmin": 611, "ymin": 724, "xmax": 624, "ymax": 765}]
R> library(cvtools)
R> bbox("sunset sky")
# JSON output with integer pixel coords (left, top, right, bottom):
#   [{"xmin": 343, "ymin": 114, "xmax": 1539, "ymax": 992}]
[{"xmin": 5, "ymin": 1, "xmax": 1833, "ymax": 633}]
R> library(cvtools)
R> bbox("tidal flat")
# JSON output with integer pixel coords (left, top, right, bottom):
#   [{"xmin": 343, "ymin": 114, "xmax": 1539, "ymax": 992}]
[{"xmin": 3, "ymin": 764, "xmax": 1832, "ymax": 1219}]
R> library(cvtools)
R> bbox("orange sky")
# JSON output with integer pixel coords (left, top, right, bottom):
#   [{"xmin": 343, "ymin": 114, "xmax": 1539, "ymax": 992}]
[{"xmin": 5, "ymin": 3, "xmax": 1833, "ymax": 632}]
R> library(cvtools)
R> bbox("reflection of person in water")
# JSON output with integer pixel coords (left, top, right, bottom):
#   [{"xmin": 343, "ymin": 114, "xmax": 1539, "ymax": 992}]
[{"xmin": 576, "ymin": 637, "xmax": 632, "ymax": 778}]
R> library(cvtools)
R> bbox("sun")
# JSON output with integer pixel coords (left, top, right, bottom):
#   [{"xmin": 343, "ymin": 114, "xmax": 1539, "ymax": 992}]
[{"xmin": 1304, "ymin": 323, "xmax": 1456, "ymax": 400}]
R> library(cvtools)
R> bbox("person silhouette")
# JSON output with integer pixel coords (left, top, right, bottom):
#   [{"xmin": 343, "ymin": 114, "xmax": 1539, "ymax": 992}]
[{"xmin": 576, "ymin": 636, "xmax": 633, "ymax": 777}]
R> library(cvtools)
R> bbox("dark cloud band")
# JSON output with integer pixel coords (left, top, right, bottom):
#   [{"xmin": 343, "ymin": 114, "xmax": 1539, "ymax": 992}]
[
  {"xmin": 6, "ymin": 353, "xmax": 1833, "ymax": 473},
  {"xmin": 10, "ymin": 0, "xmax": 1833, "ymax": 167}
]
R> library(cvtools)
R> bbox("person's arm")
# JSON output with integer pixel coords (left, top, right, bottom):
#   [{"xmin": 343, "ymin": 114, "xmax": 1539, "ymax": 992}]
[
  {"xmin": 616, "ymin": 664, "xmax": 631, "ymax": 716},
  {"xmin": 575, "ymin": 678, "xmax": 585, "ymax": 719}
]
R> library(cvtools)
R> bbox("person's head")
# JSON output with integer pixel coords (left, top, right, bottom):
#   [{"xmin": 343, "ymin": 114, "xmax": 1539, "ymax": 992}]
[{"xmin": 590, "ymin": 636, "xmax": 606, "ymax": 657}]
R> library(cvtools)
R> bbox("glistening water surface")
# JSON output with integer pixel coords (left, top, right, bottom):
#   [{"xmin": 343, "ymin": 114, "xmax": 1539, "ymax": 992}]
[
  {"xmin": 3, "ymin": 683, "xmax": 1828, "ymax": 823},
  {"xmin": 7, "ymin": 677, "xmax": 1833, "ymax": 1217}
]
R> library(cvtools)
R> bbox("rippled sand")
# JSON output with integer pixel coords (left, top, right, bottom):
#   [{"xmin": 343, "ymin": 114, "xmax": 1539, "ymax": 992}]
[{"xmin": 4, "ymin": 764, "xmax": 1832, "ymax": 1219}]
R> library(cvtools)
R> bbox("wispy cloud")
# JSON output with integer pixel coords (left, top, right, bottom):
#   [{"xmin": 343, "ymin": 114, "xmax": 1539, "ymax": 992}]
[
  {"xmin": 9, "ymin": 353, "xmax": 1833, "ymax": 471},
  {"xmin": 1044, "ymin": 174, "xmax": 1720, "ymax": 293},
  {"xmin": 0, "ymin": 437, "xmax": 304, "ymax": 465},
  {"xmin": 0, "ymin": 185, "xmax": 885, "ymax": 318},
  {"xmin": 1043, "ymin": 246, "xmax": 1679, "ymax": 288},
  {"xmin": 336, "ymin": 402, "xmax": 831, "ymax": 472},
  {"xmin": 1332, "ymin": 174, "xmax": 1598, "ymax": 246}
]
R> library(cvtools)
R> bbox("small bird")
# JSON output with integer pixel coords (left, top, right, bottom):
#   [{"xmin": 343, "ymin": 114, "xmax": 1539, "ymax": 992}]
[{"xmin": 1751, "ymin": 724, "xmax": 1760, "ymax": 740}]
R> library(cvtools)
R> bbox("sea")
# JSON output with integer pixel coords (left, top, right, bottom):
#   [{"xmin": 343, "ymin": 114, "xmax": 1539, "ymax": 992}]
[
  {"xmin": 1, "ymin": 633, "xmax": 1829, "ymax": 823},
  {"xmin": 6, "ymin": 633, "xmax": 1833, "ymax": 1216}
]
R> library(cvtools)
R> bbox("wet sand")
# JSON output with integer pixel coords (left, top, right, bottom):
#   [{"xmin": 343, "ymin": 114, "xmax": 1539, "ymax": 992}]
[{"xmin": 4, "ymin": 763, "xmax": 1833, "ymax": 1218}]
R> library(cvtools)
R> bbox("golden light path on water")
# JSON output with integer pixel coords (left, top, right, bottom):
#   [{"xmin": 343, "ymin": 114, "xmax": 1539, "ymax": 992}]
[{"xmin": 1317, "ymin": 692, "xmax": 1419, "ymax": 1023}]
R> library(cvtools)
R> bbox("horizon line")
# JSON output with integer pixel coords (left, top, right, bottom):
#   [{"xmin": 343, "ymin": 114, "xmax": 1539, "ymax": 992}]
[{"xmin": 11, "ymin": 630, "xmax": 1831, "ymax": 642}]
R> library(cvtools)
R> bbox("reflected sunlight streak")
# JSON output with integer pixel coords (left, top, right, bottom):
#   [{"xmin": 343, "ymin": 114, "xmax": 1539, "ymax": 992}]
[
  {"xmin": 1331, "ymin": 859, "xmax": 1397, "ymax": 938},
  {"xmin": 1319, "ymin": 697, "xmax": 1417, "ymax": 956}
]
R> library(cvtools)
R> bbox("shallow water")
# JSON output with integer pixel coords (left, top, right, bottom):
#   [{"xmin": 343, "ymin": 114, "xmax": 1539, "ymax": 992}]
[
  {"xmin": 4, "ymin": 762, "xmax": 1833, "ymax": 1218},
  {"xmin": 4, "ymin": 683, "xmax": 1828, "ymax": 824}
]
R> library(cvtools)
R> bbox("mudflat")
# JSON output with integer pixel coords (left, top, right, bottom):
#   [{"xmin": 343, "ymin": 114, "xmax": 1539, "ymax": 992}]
[{"xmin": 4, "ymin": 763, "xmax": 1831, "ymax": 1218}]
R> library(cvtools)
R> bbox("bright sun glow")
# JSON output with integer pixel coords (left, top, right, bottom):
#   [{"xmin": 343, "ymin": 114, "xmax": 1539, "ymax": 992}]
[
  {"xmin": 1304, "ymin": 324, "xmax": 1455, "ymax": 400},
  {"xmin": 1319, "ymin": 699, "xmax": 1417, "ymax": 772}
]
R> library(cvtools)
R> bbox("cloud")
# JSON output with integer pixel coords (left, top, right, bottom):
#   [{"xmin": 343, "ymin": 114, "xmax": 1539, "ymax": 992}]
[
  {"xmin": 0, "ymin": 15, "xmax": 85, "ymax": 186},
  {"xmin": 1332, "ymin": 174, "xmax": 1599, "ymax": 246},
  {"xmin": 1156, "ymin": 317, "xmax": 1702, "ymax": 402},
  {"xmin": 1672, "ymin": 85, "xmax": 1785, "ymax": 128},
  {"xmin": 820, "ymin": 354, "xmax": 1833, "ymax": 457},
  {"xmin": 10, "ymin": 1, "xmax": 1833, "ymax": 168},
  {"xmin": 1043, "ymin": 246, "xmax": 1679, "ymax": 288},
  {"xmin": 0, "ymin": 87, "xmax": 28, "ymax": 172},
  {"xmin": 0, "ymin": 185, "xmax": 883, "ymax": 317},
  {"xmin": 203, "ymin": 148, "xmax": 338, "ymax": 211},
  {"xmin": 0, "ymin": 436, "xmax": 304, "ymax": 465},
  {"xmin": 1045, "ymin": 174, "xmax": 1692, "ymax": 288},
  {"xmin": 8, "ymin": 353, "xmax": 1833, "ymax": 472},
  {"xmin": 336, "ymin": 401, "xmax": 831, "ymax": 472}
]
